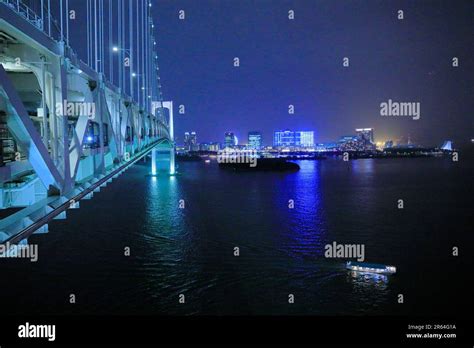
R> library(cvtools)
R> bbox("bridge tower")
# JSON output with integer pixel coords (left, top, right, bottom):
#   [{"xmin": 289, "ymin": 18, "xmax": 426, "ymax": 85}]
[
  {"xmin": 0, "ymin": 0, "xmax": 174, "ymax": 244},
  {"xmin": 151, "ymin": 101, "xmax": 175, "ymax": 176}
]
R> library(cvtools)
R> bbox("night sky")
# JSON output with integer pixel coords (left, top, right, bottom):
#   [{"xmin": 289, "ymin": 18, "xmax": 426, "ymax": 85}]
[
  {"xmin": 154, "ymin": 0, "xmax": 473, "ymax": 146},
  {"xmin": 66, "ymin": 0, "xmax": 473, "ymax": 146}
]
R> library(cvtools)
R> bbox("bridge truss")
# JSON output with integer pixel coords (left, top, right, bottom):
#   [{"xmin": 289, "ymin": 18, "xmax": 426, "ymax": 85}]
[{"xmin": 0, "ymin": 0, "xmax": 174, "ymax": 244}]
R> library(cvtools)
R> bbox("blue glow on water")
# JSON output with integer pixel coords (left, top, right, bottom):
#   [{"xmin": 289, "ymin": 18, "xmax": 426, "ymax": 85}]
[
  {"xmin": 279, "ymin": 160, "xmax": 326, "ymax": 258},
  {"xmin": 1, "ymin": 157, "xmax": 470, "ymax": 316}
]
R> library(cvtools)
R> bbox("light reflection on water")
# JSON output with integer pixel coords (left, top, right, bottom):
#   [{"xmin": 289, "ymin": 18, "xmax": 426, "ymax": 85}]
[
  {"xmin": 131, "ymin": 160, "xmax": 392, "ymax": 315},
  {"xmin": 0, "ymin": 156, "xmax": 470, "ymax": 316}
]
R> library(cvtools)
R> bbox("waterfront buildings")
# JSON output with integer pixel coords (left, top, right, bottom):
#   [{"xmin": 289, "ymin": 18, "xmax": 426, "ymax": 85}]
[
  {"xmin": 224, "ymin": 132, "xmax": 238, "ymax": 148},
  {"xmin": 177, "ymin": 127, "xmax": 435, "ymax": 155},
  {"xmin": 184, "ymin": 132, "xmax": 198, "ymax": 151},
  {"xmin": 337, "ymin": 135, "xmax": 365, "ymax": 151},
  {"xmin": 199, "ymin": 143, "xmax": 210, "ymax": 151},
  {"xmin": 316, "ymin": 142, "xmax": 338, "ymax": 152},
  {"xmin": 199, "ymin": 142, "xmax": 221, "ymax": 151},
  {"xmin": 248, "ymin": 131, "xmax": 263, "ymax": 149},
  {"xmin": 355, "ymin": 128, "xmax": 376, "ymax": 151},
  {"xmin": 335, "ymin": 129, "xmax": 376, "ymax": 151},
  {"xmin": 208, "ymin": 142, "xmax": 220, "ymax": 152},
  {"xmin": 355, "ymin": 128, "xmax": 374, "ymax": 144},
  {"xmin": 273, "ymin": 130, "xmax": 314, "ymax": 148}
]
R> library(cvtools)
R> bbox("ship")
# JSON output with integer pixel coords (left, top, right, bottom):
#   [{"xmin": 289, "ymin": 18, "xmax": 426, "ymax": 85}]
[
  {"xmin": 218, "ymin": 158, "xmax": 300, "ymax": 171},
  {"xmin": 346, "ymin": 261, "xmax": 396, "ymax": 274}
]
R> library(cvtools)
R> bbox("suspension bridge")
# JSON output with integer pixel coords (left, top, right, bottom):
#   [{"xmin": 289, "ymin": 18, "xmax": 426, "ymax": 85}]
[{"xmin": 0, "ymin": 0, "xmax": 174, "ymax": 245}]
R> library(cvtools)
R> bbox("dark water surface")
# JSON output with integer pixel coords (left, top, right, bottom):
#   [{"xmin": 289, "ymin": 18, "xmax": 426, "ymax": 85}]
[{"xmin": 1, "ymin": 155, "xmax": 472, "ymax": 315}]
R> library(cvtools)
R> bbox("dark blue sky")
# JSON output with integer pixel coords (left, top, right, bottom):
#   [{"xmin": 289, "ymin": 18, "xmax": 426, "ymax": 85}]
[
  {"xmin": 154, "ymin": 0, "xmax": 473, "ymax": 146},
  {"xmin": 56, "ymin": 0, "xmax": 473, "ymax": 146}
]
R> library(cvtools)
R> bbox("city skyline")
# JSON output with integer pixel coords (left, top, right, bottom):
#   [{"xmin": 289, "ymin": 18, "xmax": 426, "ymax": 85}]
[
  {"xmin": 153, "ymin": 0, "xmax": 473, "ymax": 147},
  {"xmin": 35, "ymin": 0, "xmax": 473, "ymax": 147},
  {"xmin": 177, "ymin": 127, "xmax": 438, "ymax": 148},
  {"xmin": 0, "ymin": 0, "xmax": 472, "ymax": 344}
]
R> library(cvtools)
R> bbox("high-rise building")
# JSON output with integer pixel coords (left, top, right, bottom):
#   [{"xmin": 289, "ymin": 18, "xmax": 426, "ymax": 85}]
[
  {"xmin": 273, "ymin": 130, "xmax": 294, "ymax": 147},
  {"xmin": 316, "ymin": 142, "xmax": 338, "ymax": 152},
  {"xmin": 338, "ymin": 135, "xmax": 364, "ymax": 151},
  {"xmin": 355, "ymin": 128, "xmax": 374, "ymax": 144},
  {"xmin": 355, "ymin": 128, "xmax": 375, "ymax": 151},
  {"xmin": 199, "ymin": 143, "xmax": 210, "ymax": 151},
  {"xmin": 273, "ymin": 130, "xmax": 314, "ymax": 148},
  {"xmin": 295, "ymin": 131, "xmax": 314, "ymax": 147},
  {"xmin": 184, "ymin": 132, "xmax": 190, "ymax": 150},
  {"xmin": 224, "ymin": 132, "xmax": 237, "ymax": 148},
  {"xmin": 184, "ymin": 131, "xmax": 197, "ymax": 151},
  {"xmin": 208, "ymin": 142, "xmax": 220, "ymax": 152},
  {"xmin": 248, "ymin": 131, "xmax": 262, "ymax": 149}
]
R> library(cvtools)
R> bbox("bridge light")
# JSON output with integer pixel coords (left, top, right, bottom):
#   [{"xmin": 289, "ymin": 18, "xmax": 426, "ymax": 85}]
[
  {"xmin": 112, "ymin": 46, "xmax": 119, "ymax": 52},
  {"xmin": 132, "ymin": 73, "xmax": 137, "ymax": 77}
]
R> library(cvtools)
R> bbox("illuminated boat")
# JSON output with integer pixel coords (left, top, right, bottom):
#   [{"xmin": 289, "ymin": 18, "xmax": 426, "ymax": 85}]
[
  {"xmin": 218, "ymin": 158, "xmax": 299, "ymax": 171},
  {"xmin": 346, "ymin": 261, "xmax": 396, "ymax": 274}
]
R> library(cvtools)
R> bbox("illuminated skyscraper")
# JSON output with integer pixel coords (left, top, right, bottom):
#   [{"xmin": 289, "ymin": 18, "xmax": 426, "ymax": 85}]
[
  {"xmin": 208, "ymin": 142, "xmax": 220, "ymax": 151},
  {"xmin": 184, "ymin": 131, "xmax": 197, "ymax": 151},
  {"xmin": 295, "ymin": 131, "xmax": 314, "ymax": 147},
  {"xmin": 224, "ymin": 132, "xmax": 237, "ymax": 148},
  {"xmin": 355, "ymin": 128, "xmax": 375, "ymax": 151},
  {"xmin": 355, "ymin": 128, "xmax": 374, "ymax": 144},
  {"xmin": 273, "ymin": 130, "xmax": 314, "ymax": 148},
  {"xmin": 248, "ymin": 131, "xmax": 262, "ymax": 149},
  {"xmin": 273, "ymin": 130, "xmax": 294, "ymax": 147}
]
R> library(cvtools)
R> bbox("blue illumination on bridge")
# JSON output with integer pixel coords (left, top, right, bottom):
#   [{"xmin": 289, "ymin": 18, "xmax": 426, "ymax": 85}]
[{"xmin": 0, "ymin": 0, "xmax": 175, "ymax": 244}]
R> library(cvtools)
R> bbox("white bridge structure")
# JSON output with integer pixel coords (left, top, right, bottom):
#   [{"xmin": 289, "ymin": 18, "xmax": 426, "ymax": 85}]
[{"xmin": 0, "ymin": 0, "xmax": 174, "ymax": 244}]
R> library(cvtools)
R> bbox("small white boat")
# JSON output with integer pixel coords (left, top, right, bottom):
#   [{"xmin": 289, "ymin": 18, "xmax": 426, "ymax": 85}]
[{"xmin": 346, "ymin": 261, "xmax": 396, "ymax": 274}]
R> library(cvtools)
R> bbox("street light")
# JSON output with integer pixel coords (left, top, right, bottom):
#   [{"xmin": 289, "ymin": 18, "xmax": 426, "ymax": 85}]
[{"xmin": 112, "ymin": 46, "xmax": 131, "ymax": 56}]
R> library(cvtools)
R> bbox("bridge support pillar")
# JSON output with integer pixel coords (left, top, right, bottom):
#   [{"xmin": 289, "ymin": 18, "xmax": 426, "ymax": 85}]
[
  {"xmin": 169, "ymin": 146, "xmax": 175, "ymax": 175},
  {"xmin": 151, "ymin": 143, "xmax": 174, "ymax": 175},
  {"xmin": 151, "ymin": 147, "xmax": 157, "ymax": 175},
  {"xmin": 150, "ymin": 101, "xmax": 175, "ymax": 176}
]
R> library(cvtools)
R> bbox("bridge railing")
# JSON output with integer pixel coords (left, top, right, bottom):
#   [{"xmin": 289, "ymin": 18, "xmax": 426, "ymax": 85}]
[{"xmin": 0, "ymin": 0, "xmax": 43, "ymax": 31}]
